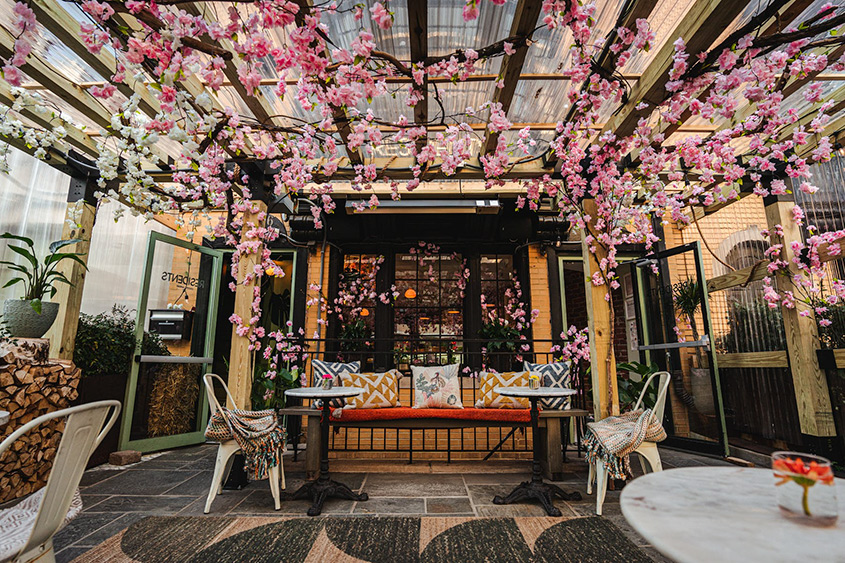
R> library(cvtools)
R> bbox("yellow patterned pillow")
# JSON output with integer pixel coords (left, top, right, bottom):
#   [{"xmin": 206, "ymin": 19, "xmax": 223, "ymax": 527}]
[
  {"xmin": 474, "ymin": 371, "xmax": 530, "ymax": 409},
  {"xmin": 338, "ymin": 370, "xmax": 402, "ymax": 409}
]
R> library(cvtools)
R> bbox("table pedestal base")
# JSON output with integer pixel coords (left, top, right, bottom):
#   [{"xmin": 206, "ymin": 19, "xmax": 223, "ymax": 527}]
[
  {"xmin": 284, "ymin": 477, "xmax": 368, "ymax": 516},
  {"xmin": 493, "ymin": 480, "xmax": 582, "ymax": 517}
]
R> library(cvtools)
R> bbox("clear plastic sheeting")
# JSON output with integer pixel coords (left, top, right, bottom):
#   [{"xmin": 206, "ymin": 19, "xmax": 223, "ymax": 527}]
[
  {"xmin": 80, "ymin": 200, "xmax": 175, "ymax": 315},
  {"xmin": 0, "ymin": 146, "xmax": 68, "ymax": 304}
]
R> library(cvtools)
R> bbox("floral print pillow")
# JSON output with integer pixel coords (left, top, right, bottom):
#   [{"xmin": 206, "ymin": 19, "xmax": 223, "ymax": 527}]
[{"xmin": 412, "ymin": 364, "xmax": 463, "ymax": 409}]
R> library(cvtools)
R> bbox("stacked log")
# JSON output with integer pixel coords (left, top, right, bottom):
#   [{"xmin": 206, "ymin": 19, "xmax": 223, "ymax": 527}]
[{"xmin": 0, "ymin": 338, "xmax": 81, "ymax": 503}]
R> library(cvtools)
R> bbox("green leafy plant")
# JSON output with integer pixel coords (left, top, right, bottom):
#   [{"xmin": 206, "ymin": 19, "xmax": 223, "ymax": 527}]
[
  {"xmin": 673, "ymin": 278, "xmax": 702, "ymax": 339},
  {"xmin": 339, "ymin": 318, "xmax": 373, "ymax": 352},
  {"xmin": 0, "ymin": 233, "xmax": 87, "ymax": 313},
  {"xmin": 478, "ymin": 317, "xmax": 520, "ymax": 352},
  {"xmin": 74, "ymin": 305, "xmax": 169, "ymax": 377},
  {"xmin": 617, "ymin": 361, "xmax": 660, "ymax": 411}
]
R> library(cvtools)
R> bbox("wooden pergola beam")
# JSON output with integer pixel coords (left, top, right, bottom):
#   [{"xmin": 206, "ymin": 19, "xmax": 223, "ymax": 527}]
[
  {"xmin": 293, "ymin": 0, "xmax": 362, "ymax": 165},
  {"xmin": 182, "ymin": 3, "xmax": 278, "ymax": 126},
  {"xmin": 408, "ymin": 0, "xmax": 427, "ymax": 151},
  {"xmin": 28, "ymin": 0, "xmax": 160, "ymax": 118},
  {"xmin": 601, "ymin": 0, "xmax": 746, "ymax": 142},
  {"xmin": 481, "ymin": 0, "xmax": 545, "ymax": 155},
  {"xmin": 545, "ymin": 0, "xmax": 659, "ymax": 169}
]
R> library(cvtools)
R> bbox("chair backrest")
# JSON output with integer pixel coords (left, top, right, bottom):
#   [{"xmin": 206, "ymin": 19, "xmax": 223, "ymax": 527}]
[
  {"xmin": 203, "ymin": 373, "xmax": 238, "ymax": 418},
  {"xmin": 0, "ymin": 400, "xmax": 121, "ymax": 560},
  {"xmin": 633, "ymin": 371, "xmax": 671, "ymax": 423}
]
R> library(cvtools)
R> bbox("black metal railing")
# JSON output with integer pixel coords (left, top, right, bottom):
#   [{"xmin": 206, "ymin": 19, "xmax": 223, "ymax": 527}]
[{"xmin": 286, "ymin": 337, "xmax": 589, "ymax": 460}]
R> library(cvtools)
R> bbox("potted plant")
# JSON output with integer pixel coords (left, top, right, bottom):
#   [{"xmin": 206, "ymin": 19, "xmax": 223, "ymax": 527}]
[
  {"xmin": 1, "ymin": 233, "xmax": 87, "ymax": 338},
  {"xmin": 673, "ymin": 278, "xmax": 713, "ymax": 415}
]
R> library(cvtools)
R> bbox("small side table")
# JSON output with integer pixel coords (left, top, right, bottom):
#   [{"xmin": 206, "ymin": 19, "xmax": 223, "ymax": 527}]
[
  {"xmin": 284, "ymin": 387, "xmax": 369, "ymax": 516},
  {"xmin": 0, "ymin": 410, "xmax": 8, "ymax": 426},
  {"xmin": 491, "ymin": 386, "xmax": 581, "ymax": 516}
]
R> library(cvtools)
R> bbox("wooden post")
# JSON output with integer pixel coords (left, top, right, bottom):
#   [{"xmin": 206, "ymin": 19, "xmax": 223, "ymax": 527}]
[
  {"xmin": 227, "ymin": 200, "xmax": 268, "ymax": 409},
  {"xmin": 764, "ymin": 198, "xmax": 836, "ymax": 437},
  {"xmin": 581, "ymin": 199, "xmax": 619, "ymax": 419},
  {"xmin": 46, "ymin": 195, "xmax": 96, "ymax": 360}
]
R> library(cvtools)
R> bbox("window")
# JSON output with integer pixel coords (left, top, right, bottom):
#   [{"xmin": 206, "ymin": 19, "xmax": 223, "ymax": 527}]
[
  {"xmin": 337, "ymin": 253, "xmax": 378, "ymax": 336},
  {"xmin": 480, "ymin": 254, "xmax": 515, "ymax": 321}
]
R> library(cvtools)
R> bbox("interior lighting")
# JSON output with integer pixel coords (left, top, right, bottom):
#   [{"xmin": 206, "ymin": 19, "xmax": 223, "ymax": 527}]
[
  {"xmin": 404, "ymin": 288, "xmax": 417, "ymax": 299},
  {"xmin": 447, "ymin": 310, "xmax": 460, "ymax": 314},
  {"xmin": 360, "ymin": 308, "xmax": 369, "ymax": 317}
]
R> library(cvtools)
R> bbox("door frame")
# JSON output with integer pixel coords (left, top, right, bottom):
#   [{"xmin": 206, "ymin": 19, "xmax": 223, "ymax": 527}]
[
  {"xmin": 631, "ymin": 241, "xmax": 730, "ymax": 457},
  {"xmin": 118, "ymin": 231, "xmax": 224, "ymax": 452}
]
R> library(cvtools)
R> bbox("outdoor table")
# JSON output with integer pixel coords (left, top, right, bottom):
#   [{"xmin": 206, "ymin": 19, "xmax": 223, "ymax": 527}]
[
  {"xmin": 621, "ymin": 466, "xmax": 845, "ymax": 562},
  {"xmin": 491, "ymin": 386, "xmax": 581, "ymax": 516},
  {"xmin": 0, "ymin": 410, "xmax": 8, "ymax": 426},
  {"xmin": 283, "ymin": 386, "xmax": 369, "ymax": 516}
]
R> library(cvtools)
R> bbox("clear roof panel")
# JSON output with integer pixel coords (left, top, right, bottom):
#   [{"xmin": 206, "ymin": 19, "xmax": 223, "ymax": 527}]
[{"xmin": 509, "ymin": 79, "xmax": 573, "ymax": 124}]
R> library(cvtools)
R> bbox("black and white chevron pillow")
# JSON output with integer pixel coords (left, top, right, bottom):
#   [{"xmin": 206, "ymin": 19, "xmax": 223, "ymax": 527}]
[
  {"xmin": 524, "ymin": 361, "xmax": 572, "ymax": 409},
  {"xmin": 311, "ymin": 360, "xmax": 361, "ymax": 408}
]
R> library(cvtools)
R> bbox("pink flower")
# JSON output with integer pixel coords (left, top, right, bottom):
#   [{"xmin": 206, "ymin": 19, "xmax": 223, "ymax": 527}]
[{"xmin": 370, "ymin": 2, "xmax": 393, "ymax": 30}]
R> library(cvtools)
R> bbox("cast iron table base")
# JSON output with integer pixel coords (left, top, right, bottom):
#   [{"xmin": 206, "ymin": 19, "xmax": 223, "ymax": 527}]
[
  {"xmin": 492, "ymin": 396, "xmax": 581, "ymax": 516},
  {"xmin": 283, "ymin": 398, "xmax": 368, "ymax": 516}
]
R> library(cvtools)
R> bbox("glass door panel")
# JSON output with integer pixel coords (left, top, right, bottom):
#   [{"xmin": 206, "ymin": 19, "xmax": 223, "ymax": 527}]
[{"xmin": 119, "ymin": 232, "xmax": 223, "ymax": 452}]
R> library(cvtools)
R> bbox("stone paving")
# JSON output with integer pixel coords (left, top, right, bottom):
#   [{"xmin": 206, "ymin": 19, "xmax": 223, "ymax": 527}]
[{"xmin": 53, "ymin": 444, "xmax": 733, "ymax": 562}]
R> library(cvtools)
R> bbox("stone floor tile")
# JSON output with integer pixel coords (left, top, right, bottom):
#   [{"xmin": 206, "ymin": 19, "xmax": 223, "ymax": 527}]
[
  {"xmin": 363, "ymin": 474, "xmax": 466, "ymax": 497},
  {"xmin": 73, "ymin": 513, "xmax": 149, "ymax": 547},
  {"xmin": 178, "ymin": 492, "xmax": 252, "ymax": 516},
  {"xmin": 162, "ymin": 471, "xmax": 214, "ymax": 496},
  {"xmin": 83, "ymin": 469, "xmax": 200, "ymax": 496},
  {"xmin": 53, "ymin": 512, "xmax": 123, "ymax": 551},
  {"xmin": 226, "ymin": 489, "xmax": 354, "ymax": 515},
  {"xmin": 460, "ymin": 473, "xmax": 525, "ymax": 485},
  {"xmin": 425, "ymin": 497, "xmax": 474, "ymax": 514},
  {"xmin": 353, "ymin": 497, "xmax": 426, "ymax": 514},
  {"xmin": 79, "ymin": 470, "xmax": 119, "ymax": 488},
  {"xmin": 82, "ymin": 495, "xmax": 196, "ymax": 514},
  {"xmin": 465, "ymin": 484, "xmax": 516, "ymax": 504},
  {"xmin": 80, "ymin": 494, "xmax": 113, "ymax": 511}
]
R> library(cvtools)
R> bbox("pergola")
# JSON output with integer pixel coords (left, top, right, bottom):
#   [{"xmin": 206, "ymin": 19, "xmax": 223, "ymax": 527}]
[{"xmin": 1, "ymin": 0, "xmax": 843, "ymax": 433}]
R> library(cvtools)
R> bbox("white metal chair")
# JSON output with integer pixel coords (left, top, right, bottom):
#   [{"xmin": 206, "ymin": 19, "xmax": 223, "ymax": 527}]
[
  {"xmin": 0, "ymin": 400, "xmax": 121, "ymax": 563},
  {"xmin": 587, "ymin": 371, "xmax": 671, "ymax": 515},
  {"xmin": 202, "ymin": 373, "xmax": 285, "ymax": 514}
]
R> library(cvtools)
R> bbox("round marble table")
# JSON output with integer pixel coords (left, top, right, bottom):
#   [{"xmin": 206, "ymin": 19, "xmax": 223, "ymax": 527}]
[
  {"xmin": 621, "ymin": 466, "xmax": 845, "ymax": 562},
  {"xmin": 491, "ymin": 386, "xmax": 580, "ymax": 516},
  {"xmin": 0, "ymin": 410, "xmax": 8, "ymax": 426},
  {"xmin": 283, "ymin": 386, "xmax": 368, "ymax": 516}
]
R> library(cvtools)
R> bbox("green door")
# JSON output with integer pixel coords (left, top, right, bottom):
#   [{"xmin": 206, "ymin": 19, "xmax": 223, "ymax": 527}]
[{"xmin": 118, "ymin": 232, "xmax": 224, "ymax": 452}]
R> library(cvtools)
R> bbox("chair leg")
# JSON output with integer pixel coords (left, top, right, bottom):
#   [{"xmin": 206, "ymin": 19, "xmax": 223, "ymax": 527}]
[
  {"xmin": 280, "ymin": 449, "xmax": 286, "ymax": 490},
  {"xmin": 587, "ymin": 462, "xmax": 594, "ymax": 495},
  {"xmin": 205, "ymin": 443, "xmax": 238, "ymax": 514},
  {"xmin": 636, "ymin": 443, "xmax": 663, "ymax": 474},
  {"xmin": 268, "ymin": 464, "xmax": 281, "ymax": 510},
  {"xmin": 595, "ymin": 460, "xmax": 608, "ymax": 516}
]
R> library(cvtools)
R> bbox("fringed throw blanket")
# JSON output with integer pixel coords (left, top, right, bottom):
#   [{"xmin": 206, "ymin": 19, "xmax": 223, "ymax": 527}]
[
  {"xmin": 583, "ymin": 409, "xmax": 666, "ymax": 480},
  {"xmin": 204, "ymin": 408, "xmax": 286, "ymax": 480}
]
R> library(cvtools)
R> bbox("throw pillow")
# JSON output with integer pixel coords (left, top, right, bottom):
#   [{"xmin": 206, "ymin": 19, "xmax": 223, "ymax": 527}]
[
  {"xmin": 311, "ymin": 359, "xmax": 361, "ymax": 408},
  {"xmin": 338, "ymin": 369, "xmax": 402, "ymax": 409},
  {"xmin": 474, "ymin": 371, "xmax": 530, "ymax": 409},
  {"xmin": 411, "ymin": 364, "xmax": 463, "ymax": 409},
  {"xmin": 524, "ymin": 361, "xmax": 573, "ymax": 409}
]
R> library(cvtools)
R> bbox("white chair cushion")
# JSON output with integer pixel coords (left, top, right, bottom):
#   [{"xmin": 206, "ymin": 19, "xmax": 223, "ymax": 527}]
[{"xmin": 0, "ymin": 488, "xmax": 82, "ymax": 562}]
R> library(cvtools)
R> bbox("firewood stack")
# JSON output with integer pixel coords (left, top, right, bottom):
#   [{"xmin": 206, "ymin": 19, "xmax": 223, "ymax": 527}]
[{"xmin": 0, "ymin": 338, "xmax": 81, "ymax": 503}]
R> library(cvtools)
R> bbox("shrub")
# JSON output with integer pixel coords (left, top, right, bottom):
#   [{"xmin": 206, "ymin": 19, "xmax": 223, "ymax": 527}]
[{"xmin": 74, "ymin": 305, "xmax": 169, "ymax": 377}]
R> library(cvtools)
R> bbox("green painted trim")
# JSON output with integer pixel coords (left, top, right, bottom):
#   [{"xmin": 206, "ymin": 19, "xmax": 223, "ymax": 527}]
[
  {"xmin": 557, "ymin": 256, "xmax": 568, "ymax": 329},
  {"xmin": 120, "ymin": 233, "xmax": 224, "ymax": 453},
  {"xmin": 693, "ymin": 242, "xmax": 730, "ymax": 457},
  {"xmin": 633, "ymin": 266, "xmax": 652, "ymax": 366}
]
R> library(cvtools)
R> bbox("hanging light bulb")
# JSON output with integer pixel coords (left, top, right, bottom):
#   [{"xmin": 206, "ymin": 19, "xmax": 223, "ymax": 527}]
[
  {"xmin": 360, "ymin": 308, "xmax": 370, "ymax": 317},
  {"xmin": 404, "ymin": 288, "xmax": 417, "ymax": 299}
]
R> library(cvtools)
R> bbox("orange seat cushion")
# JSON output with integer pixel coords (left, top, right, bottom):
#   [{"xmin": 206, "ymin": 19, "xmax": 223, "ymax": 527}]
[{"xmin": 330, "ymin": 406, "xmax": 530, "ymax": 423}]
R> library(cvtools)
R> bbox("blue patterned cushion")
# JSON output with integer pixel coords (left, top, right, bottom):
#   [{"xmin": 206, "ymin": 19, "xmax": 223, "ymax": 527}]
[
  {"xmin": 524, "ymin": 361, "xmax": 572, "ymax": 409},
  {"xmin": 311, "ymin": 360, "xmax": 361, "ymax": 408}
]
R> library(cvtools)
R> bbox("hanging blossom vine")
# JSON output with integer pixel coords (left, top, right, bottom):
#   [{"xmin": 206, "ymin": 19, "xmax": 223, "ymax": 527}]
[{"xmin": 3, "ymin": 0, "xmax": 845, "ymax": 398}]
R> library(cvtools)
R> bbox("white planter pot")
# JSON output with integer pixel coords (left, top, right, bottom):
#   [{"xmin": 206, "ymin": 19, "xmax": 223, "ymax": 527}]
[{"xmin": 3, "ymin": 299, "xmax": 59, "ymax": 338}]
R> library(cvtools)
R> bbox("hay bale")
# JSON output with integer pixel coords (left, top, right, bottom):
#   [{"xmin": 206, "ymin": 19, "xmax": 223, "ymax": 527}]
[{"xmin": 146, "ymin": 363, "xmax": 201, "ymax": 437}]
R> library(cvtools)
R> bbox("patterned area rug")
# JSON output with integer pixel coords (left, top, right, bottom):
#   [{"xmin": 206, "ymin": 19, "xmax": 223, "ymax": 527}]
[{"xmin": 72, "ymin": 515, "xmax": 652, "ymax": 562}]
